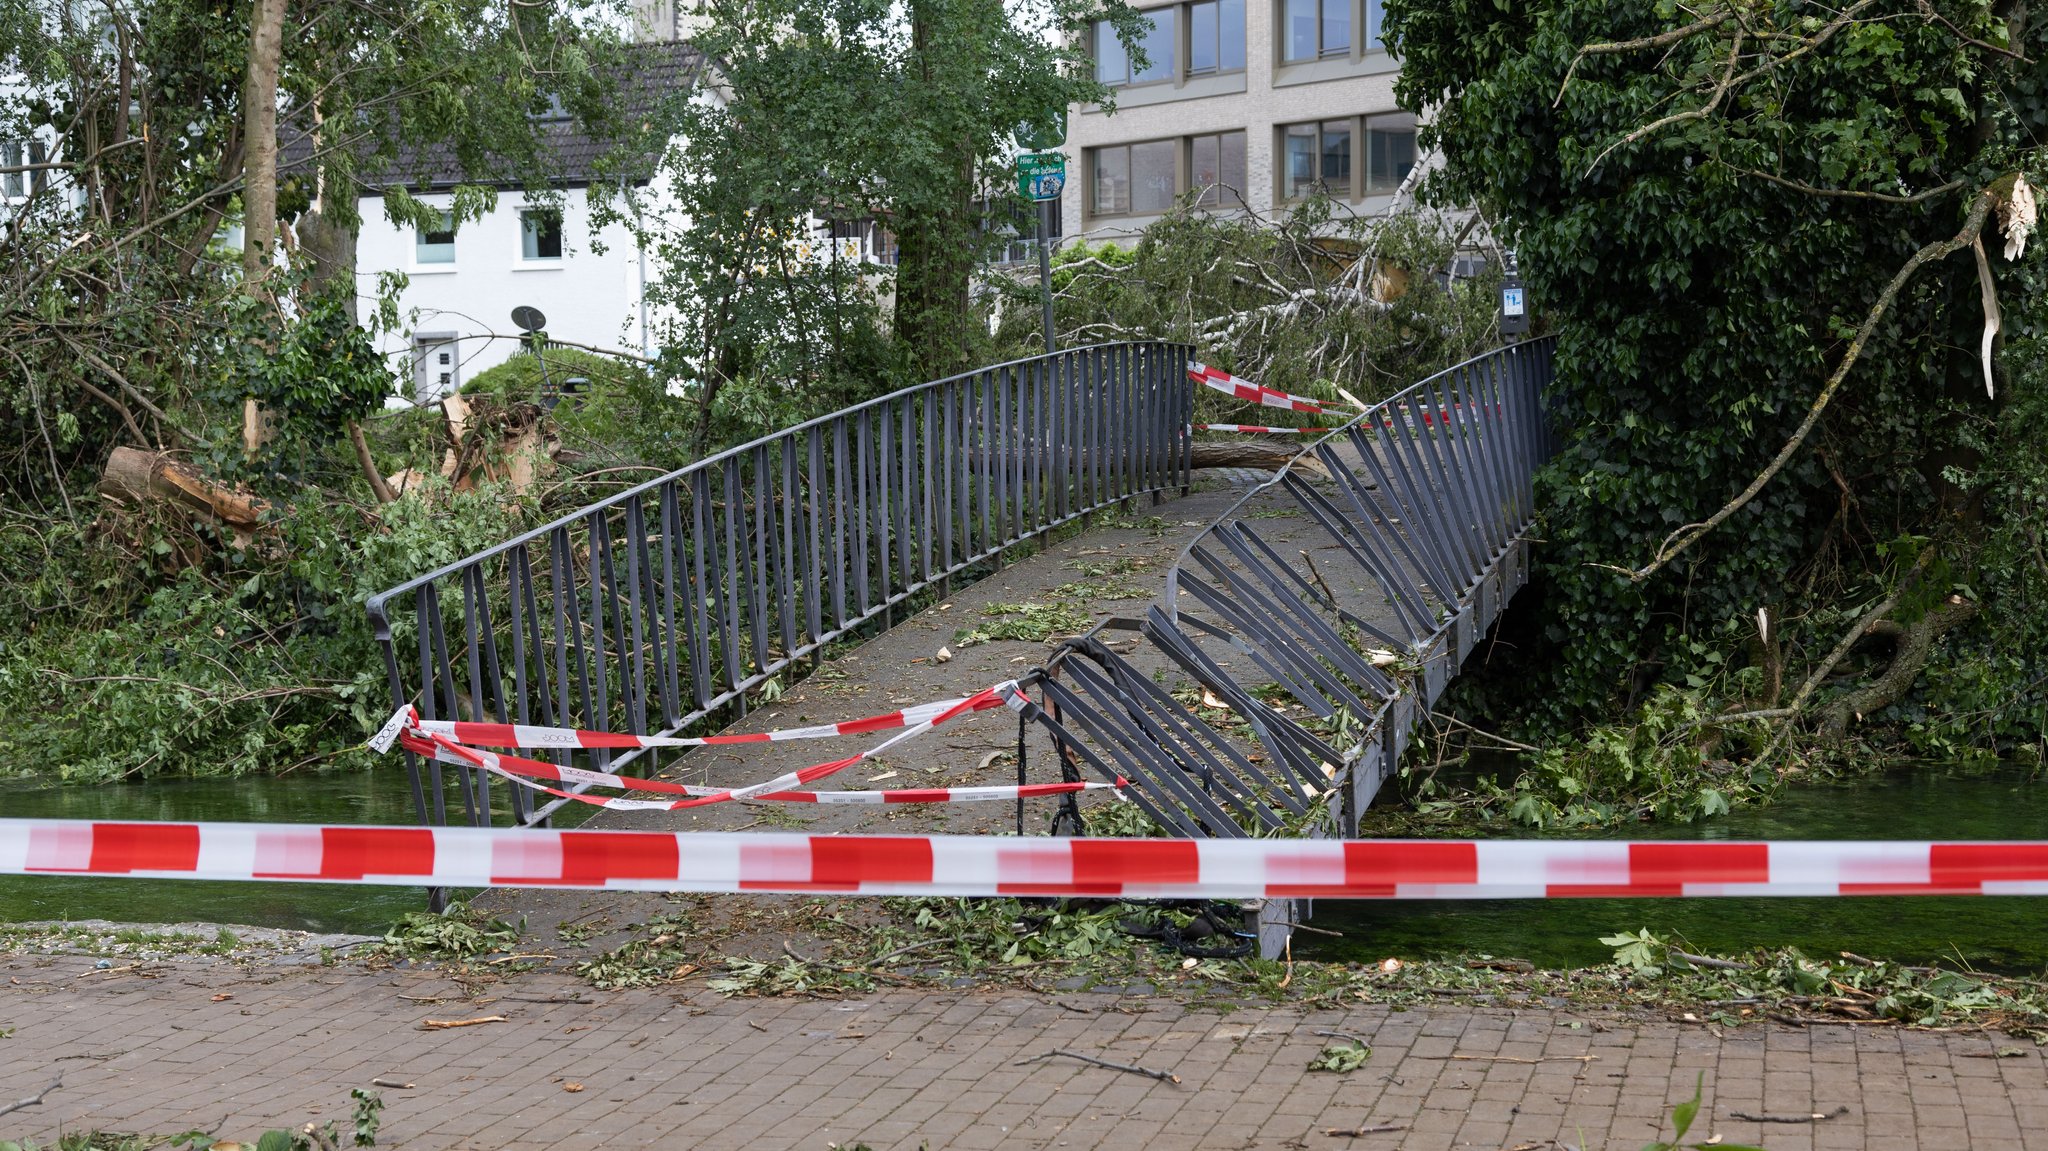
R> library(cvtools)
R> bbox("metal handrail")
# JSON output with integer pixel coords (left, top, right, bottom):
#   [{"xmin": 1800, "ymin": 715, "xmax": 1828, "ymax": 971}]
[
  {"xmin": 367, "ymin": 341, "xmax": 1193, "ymax": 830},
  {"xmin": 1034, "ymin": 338, "xmax": 1557, "ymax": 854}
]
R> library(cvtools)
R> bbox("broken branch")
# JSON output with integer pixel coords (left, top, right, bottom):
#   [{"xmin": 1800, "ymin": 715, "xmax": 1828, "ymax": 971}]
[
  {"xmin": 1017, "ymin": 1048, "xmax": 1180, "ymax": 1083},
  {"xmin": 0, "ymin": 1074, "xmax": 62, "ymax": 1118},
  {"xmin": 1730, "ymin": 1105, "xmax": 1850, "ymax": 1123},
  {"xmin": 1620, "ymin": 187, "xmax": 1997, "ymax": 582},
  {"xmin": 1555, "ymin": 7, "xmax": 1737, "ymax": 105},
  {"xmin": 419, "ymin": 1015, "xmax": 508, "ymax": 1030}
]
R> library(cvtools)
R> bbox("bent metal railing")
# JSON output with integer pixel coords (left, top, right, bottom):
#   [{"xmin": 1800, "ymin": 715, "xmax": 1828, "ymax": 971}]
[
  {"xmin": 1015, "ymin": 338, "xmax": 1556, "ymax": 951},
  {"xmin": 366, "ymin": 342, "xmax": 1192, "ymax": 830}
]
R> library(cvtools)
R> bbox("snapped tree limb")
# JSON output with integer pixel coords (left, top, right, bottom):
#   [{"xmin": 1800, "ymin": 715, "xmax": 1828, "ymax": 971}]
[{"xmin": 1617, "ymin": 186, "xmax": 1999, "ymax": 584}]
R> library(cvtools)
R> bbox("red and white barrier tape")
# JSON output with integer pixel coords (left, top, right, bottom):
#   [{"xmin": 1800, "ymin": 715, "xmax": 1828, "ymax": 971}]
[
  {"xmin": 1184, "ymin": 362, "xmax": 1505, "ymax": 431},
  {"xmin": 403, "ymin": 735, "xmax": 1122, "ymax": 808},
  {"xmin": 377, "ymin": 681, "xmax": 1113, "ymax": 810},
  {"xmin": 8, "ymin": 823, "xmax": 2048, "ymax": 898},
  {"xmin": 407, "ymin": 694, "xmax": 982, "ymax": 750},
  {"xmin": 1192, "ymin": 423, "xmax": 1337, "ymax": 435},
  {"xmin": 1188, "ymin": 362, "xmax": 1355, "ymax": 417}
]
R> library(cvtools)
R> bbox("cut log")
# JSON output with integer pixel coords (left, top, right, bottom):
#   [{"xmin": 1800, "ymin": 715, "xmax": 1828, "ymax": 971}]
[
  {"xmin": 1190, "ymin": 441, "xmax": 1328, "ymax": 475},
  {"xmin": 100, "ymin": 447, "xmax": 269, "ymax": 528}
]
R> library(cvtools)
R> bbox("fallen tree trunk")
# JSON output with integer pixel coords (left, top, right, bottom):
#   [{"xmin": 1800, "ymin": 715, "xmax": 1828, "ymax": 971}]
[
  {"xmin": 100, "ymin": 447, "xmax": 268, "ymax": 528},
  {"xmin": 1189, "ymin": 441, "xmax": 1329, "ymax": 474}
]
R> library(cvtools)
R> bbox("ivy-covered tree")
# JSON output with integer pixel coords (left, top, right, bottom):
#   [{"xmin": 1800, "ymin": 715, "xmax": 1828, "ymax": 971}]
[{"xmin": 1391, "ymin": 0, "xmax": 2048, "ymax": 760}]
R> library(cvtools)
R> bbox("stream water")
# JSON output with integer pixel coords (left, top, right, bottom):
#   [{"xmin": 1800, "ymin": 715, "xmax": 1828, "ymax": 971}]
[
  {"xmin": 1302, "ymin": 763, "xmax": 2048, "ymax": 971},
  {"xmin": 2, "ymin": 764, "xmax": 2044, "ymax": 967},
  {"xmin": 0, "ymin": 771, "xmax": 435, "ymax": 935}
]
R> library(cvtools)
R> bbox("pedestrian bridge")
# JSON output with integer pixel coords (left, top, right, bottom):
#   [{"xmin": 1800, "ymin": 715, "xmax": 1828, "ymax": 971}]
[{"xmin": 365, "ymin": 338, "xmax": 1558, "ymax": 953}]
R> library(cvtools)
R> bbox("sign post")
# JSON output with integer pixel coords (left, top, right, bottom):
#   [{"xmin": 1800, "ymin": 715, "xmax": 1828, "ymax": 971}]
[{"xmin": 1016, "ymin": 151, "xmax": 1067, "ymax": 353}]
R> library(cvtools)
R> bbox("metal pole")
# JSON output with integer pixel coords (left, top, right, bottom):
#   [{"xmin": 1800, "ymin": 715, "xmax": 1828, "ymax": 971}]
[{"xmin": 1037, "ymin": 199, "xmax": 1056, "ymax": 354}]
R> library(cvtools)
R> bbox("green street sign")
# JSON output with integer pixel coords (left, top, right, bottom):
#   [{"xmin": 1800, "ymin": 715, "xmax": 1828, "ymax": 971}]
[
  {"xmin": 1016, "ymin": 110, "xmax": 1067, "ymax": 151},
  {"xmin": 1017, "ymin": 151, "xmax": 1067, "ymax": 202}
]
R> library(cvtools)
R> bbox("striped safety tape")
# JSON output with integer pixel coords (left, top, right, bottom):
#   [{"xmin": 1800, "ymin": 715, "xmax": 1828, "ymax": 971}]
[
  {"xmin": 1192, "ymin": 423, "xmax": 1337, "ymax": 435},
  {"xmin": 1187, "ymin": 362, "xmax": 1355, "ymax": 417},
  {"xmin": 7, "ymin": 822, "xmax": 2048, "ymax": 897},
  {"xmin": 407, "ymin": 694, "xmax": 982, "ymax": 750},
  {"xmin": 403, "ymin": 734, "xmax": 1123, "ymax": 808},
  {"xmin": 381, "ymin": 681, "xmax": 1115, "ymax": 810}
]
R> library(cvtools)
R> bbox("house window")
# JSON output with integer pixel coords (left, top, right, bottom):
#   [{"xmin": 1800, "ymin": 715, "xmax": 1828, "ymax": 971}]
[
  {"xmin": 2, "ymin": 142, "xmax": 24, "ymax": 200},
  {"xmin": 1090, "ymin": 139, "xmax": 1177, "ymax": 217},
  {"xmin": 521, "ymin": 209, "xmax": 563, "ymax": 260},
  {"xmin": 1189, "ymin": 131, "xmax": 1247, "ymax": 207},
  {"xmin": 1282, "ymin": 119, "xmax": 1352, "ymax": 200},
  {"xmin": 1283, "ymin": 0, "xmax": 1350, "ymax": 61},
  {"xmin": 415, "ymin": 212, "xmax": 455, "ymax": 264},
  {"xmin": 1365, "ymin": 112, "xmax": 1417, "ymax": 194},
  {"xmin": 1186, "ymin": 0, "xmax": 1246, "ymax": 74}
]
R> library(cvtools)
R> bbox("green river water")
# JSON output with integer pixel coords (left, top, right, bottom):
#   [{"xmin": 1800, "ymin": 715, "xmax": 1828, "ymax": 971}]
[
  {"xmin": 2, "ymin": 764, "xmax": 2043, "ymax": 969},
  {"xmin": 1304, "ymin": 763, "xmax": 2048, "ymax": 971}
]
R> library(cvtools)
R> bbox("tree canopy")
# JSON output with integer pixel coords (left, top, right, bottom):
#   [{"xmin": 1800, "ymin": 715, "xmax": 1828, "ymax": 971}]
[{"xmin": 1391, "ymin": 0, "xmax": 2048, "ymax": 770}]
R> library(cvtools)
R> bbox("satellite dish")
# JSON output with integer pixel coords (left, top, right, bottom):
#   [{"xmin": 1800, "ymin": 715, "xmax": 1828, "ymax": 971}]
[{"xmin": 511, "ymin": 305, "xmax": 547, "ymax": 332}]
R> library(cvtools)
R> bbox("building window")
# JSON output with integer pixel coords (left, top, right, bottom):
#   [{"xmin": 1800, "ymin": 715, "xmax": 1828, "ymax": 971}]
[
  {"xmin": 1090, "ymin": 139, "xmax": 1178, "ymax": 216},
  {"xmin": 1366, "ymin": 0, "xmax": 1385, "ymax": 49},
  {"xmin": 1096, "ymin": 1, "xmax": 1242, "ymax": 86},
  {"xmin": 1283, "ymin": 0, "xmax": 1350, "ymax": 62},
  {"xmin": 1189, "ymin": 131, "xmax": 1247, "ymax": 207},
  {"xmin": 1365, "ymin": 112, "xmax": 1417, "ymax": 194},
  {"xmin": 1091, "ymin": 132, "xmax": 1247, "ymax": 217},
  {"xmin": 1186, "ymin": 0, "xmax": 1246, "ymax": 74},
  {"xmin": 521, "ymin": 209, "xmax": 563, "ymax": 260},
  {"xmin": 415, "ymin": 212, "xmax": 455, "ymax": 264},
  {"xmin": 1282, "ymin": 119, "xmax": 1352, "ymax": 200},
  {"xmin": 2, "ymin": 143, "xmax": 22, "ymax": 200},
  {"xmin": 1094, "ymin": 7, "xmax": 1175, "ymax": 86}
]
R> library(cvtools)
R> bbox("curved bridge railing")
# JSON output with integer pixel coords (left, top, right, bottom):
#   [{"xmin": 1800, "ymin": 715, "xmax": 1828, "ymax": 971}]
[
  {"xmin": 367, "ymin": 342, "xmax": 1193, "ymax": 829},
  {"xmin": 1018, "ymin": 337, "xmax": 1555, "ymax": 949}
]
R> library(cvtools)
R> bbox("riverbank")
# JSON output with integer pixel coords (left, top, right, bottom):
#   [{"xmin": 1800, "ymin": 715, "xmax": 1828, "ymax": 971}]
[{"xmin": 4, "ymin": 940, "xmax": 2044, "ymax": 1151}]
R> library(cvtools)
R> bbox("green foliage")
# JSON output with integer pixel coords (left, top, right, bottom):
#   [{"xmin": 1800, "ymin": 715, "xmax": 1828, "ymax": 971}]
[
  {"xmin": 378, "ymin": 901, "xmax": 520, "ymax": 962},
  {"xmin": 1000, "ymin": 200, "xmax": 1501, "ymax": 409},
  {"xmin": 619, "ymin": 0, "xmax": 1140, "ymax": 426},
  {"xmin": 574, "ymin": 916, "xmax": 695, "ymax": 989},
  {"xmin": 1391, "ymin": 0, "xmax": 2048, "ymax": 751},
  {"xmin": 952, "ymin": 601, "xmax": 1095, "ymax": 647},
  {"xmin": 1643, "ymin": 1074, "xmax": 1764, "ymax": 1151},
  {"xmin": 0, "ymin": 483, "xmax": 526, "ymax": 780},
  {"xmin": 1601, "ymin": 928, "xmax": 1671, "ymax": 978},
  {"xmin": 1307, "ymin": 1039, "xmax": 1371, "ymax": 1073},
  {"xmin": 464, "ymin": 346, "xmax": 695, "ymax": 471}
]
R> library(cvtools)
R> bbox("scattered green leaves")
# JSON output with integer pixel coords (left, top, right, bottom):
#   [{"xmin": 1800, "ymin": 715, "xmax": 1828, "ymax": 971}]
[{"xmin": 1308, "ymin": 1040, "xmax": 1371, "ymax": 1073}]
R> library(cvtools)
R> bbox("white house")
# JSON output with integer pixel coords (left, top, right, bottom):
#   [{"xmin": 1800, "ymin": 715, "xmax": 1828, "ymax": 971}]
[{"xmin": 348, "ymin": 40, "xmax": 709, "ymax": 405}]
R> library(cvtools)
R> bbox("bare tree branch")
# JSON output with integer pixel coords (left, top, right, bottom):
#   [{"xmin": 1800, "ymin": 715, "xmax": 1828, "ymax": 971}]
[
  {"xmin": 1724, "ymin": 168, "xmax": 1965, "ymax": 204},
  {"xmin": 1609, "ymin": 186, "xmax": 2000, "ymax": 584},
  {"xmin": 1555, "ymin": 7, "xmax": 1736, "ymax": 106},
  {"xmin": 1589, "ymin": 29, "xmax": 1745, "ymax": 172}
]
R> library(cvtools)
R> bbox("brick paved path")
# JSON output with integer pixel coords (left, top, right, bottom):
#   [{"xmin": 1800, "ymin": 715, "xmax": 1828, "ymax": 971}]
[{"xmin": 5, "ymin": 952, "xmax": 2045, "ymax": 1150}]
